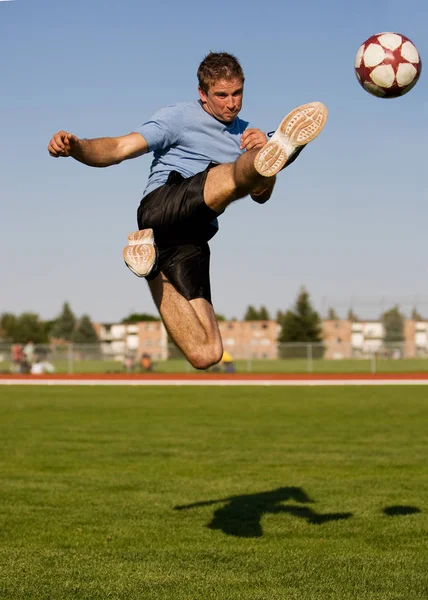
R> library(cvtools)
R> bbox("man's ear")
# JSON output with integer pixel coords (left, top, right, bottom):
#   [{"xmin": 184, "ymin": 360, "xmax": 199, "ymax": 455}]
[{"xmin": 198, "ymin": 86, "xmax": 207, "ymax": 104}]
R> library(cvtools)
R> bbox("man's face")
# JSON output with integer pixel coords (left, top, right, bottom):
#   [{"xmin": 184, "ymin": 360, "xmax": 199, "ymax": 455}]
[{"xmin": 198, "ymin": 78, "xmax": 243, "ymax": 123}]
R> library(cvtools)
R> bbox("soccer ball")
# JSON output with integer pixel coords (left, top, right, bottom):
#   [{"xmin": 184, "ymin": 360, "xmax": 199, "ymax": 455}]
[{"xmin": 354, "ymin": 32, "xmax": 422, "ymax": 98}]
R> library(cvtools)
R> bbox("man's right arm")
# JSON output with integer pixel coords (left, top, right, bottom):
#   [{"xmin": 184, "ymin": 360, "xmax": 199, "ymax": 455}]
[{"xmin": 47, "ymin": 131, "xmax": 149, "ymax": 167}]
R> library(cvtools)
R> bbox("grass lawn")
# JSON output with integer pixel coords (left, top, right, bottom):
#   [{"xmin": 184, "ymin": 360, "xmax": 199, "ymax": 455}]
[
  {"xmin": 2, "ymin": 357, "xmax": 428, "ymax": 374},
  {"xmin": 0, "ymin": 385, "xmax": 428, "ymax": 599}
]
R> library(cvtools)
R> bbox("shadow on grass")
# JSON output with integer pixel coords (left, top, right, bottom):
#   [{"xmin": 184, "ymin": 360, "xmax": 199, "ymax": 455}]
[
  {"xmin": 383, "ymin": 505, "xmax": 422, "ymax": 516},
  {"xmin": 175, "ymin": 487, "xmax": 353, "ymax": 537}
]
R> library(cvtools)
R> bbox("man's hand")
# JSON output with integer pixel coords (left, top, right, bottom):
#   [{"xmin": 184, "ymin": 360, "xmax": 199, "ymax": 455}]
[
  {"xmin": 48, "ymin": 131, "xmax": 79, "ymax": 158},
  {"xmin": 240, "ymin": 128, "xmax": 268, "ymax": 151}
]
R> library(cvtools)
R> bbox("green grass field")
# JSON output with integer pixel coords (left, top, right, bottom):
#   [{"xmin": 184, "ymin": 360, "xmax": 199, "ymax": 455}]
[
  {"xmin": 1, "ymin": 385, "xmax": 428, "ymax": 599},
  {"xmin": 2, "ymin": 357, "xmax": 428, "ymax": 374},
  {"xmin": 84, "ymin": 356, "xmax": 425, "ymax": 374}
]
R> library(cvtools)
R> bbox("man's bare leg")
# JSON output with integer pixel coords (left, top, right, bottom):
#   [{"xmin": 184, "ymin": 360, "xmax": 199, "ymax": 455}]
[
  {"xmin": 126, "ymin": 102, "xmax": 328, "ymax": 367},
  {"xmin": 148, "ymin": 272, "xmax": 223, "ymax": 370},
  {"xmin": 144, "ymin": 149, "xmax": 276, "ymax": 366},
  {"xmin": 124, "ymin": 101, "xmax": 328, "ymax": 268},
  {"xmin": 126, "ymin": 156, "xmax": 257, "ymax": 368},
  {"xmin": 205, "ymin": 101, "xmax": 328, "ymax": 212},
  {"xmin": 204, "ymin": 149, "xmax": 270, "ymax": 213}
]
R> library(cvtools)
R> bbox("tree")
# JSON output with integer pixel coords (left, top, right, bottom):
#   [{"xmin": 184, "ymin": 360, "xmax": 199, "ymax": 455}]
[
  {"xmin": 381, "ymin": 305, "xmax": 404, "ymax": 343},
  {"xmin": 215, "ymin": 314, "xmax": 226, "ymax": 322},
  {"xmin": 258, "ymin": 305, "xmax": 270, "ymax": 320},
  {"xmin": 244, "ymin": 305, "xmax": 271, "ymax": 320},
  {"xmin": 327, "ymin": 307, "xmax": 339, "ymax": 320},
  {"xmin": 244, "ymin": 305, "xmax": 259, "ymax": 320},
  {"xmin": 347, "ymin": 308, "xmax": 359, "ymax": 322},
  {"xmin": 122, "ymin": 312, "xmax": 160, "ymax": 323},
  {"xmin": 18, "ymin": 313, "xmax": 49, "ymax": 344},
  {"xmin": 278, "ymin": 287, "xmax": 324, "ymax": 358},
  {"xmin": 0, "ymin": 313, "xmax": 18, "ymax": 341},
  {"xmin": 0, "ymin": 312, "xmax": 48, "ymax": 343},
  {"xmin": 50, "ymin": 302, "xmax": 77, "ymax": 341},
  {"xmin": 44, "ymin": 320, "xmax": 57, "ymax": 338},
  {"xmin": 411, "ymin": 306, "xmax": 424, "ymax": 321},
  {"xmin": 276, "ymin": 310, "xmax": 285, "ymax": 325},
  {"xmin": 72, "ymin": 315, "xmax": 99, "ymax": 344}
]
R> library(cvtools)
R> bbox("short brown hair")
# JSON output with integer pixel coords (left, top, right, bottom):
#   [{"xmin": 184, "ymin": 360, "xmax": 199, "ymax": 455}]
[{"xmin": 197, "ymin": 52, "xmax": 245, "ymax": 93}]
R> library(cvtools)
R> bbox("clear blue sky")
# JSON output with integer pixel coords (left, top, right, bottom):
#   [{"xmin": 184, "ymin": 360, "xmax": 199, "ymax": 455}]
[{"xmin": 1, "ymin": 0, "xmax": 427, "ymax": 322}]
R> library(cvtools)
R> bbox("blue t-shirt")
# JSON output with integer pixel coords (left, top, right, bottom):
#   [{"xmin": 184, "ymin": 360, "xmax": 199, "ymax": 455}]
[{"xmin": 136, "ymin": 100, "xmax": 250, "ymax": 198}]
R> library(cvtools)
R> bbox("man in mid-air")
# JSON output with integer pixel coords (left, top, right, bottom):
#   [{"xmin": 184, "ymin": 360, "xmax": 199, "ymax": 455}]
[{"xmin": 48, "ymin": 52, "xmax": 327, "ymax": 370}]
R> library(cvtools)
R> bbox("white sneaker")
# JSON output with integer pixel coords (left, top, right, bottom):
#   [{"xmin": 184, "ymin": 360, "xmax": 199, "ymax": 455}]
[
  {"xmin": 254, "ymin": 102, "xmax": 328, "ymax": 177},
  {"xmin": 123, "ymin": 229, "xmax": 158, "ymax": 277}
]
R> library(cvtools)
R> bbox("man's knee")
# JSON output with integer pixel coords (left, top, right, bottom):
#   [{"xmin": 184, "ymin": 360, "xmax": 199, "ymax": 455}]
[{"xmin": 187, "ymin": 344, "xmax": 223, "ymax": 371}]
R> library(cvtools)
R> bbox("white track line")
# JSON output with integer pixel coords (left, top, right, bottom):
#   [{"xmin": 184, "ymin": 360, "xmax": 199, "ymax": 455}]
[{"xmin": 1, "ymin": 379, "xmax": 428, "ymax": 386}]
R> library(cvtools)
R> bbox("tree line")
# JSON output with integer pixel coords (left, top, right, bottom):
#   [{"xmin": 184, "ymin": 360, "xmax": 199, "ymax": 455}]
[
  {"xmin": 241, "ymin": 291, "xmax": 412, "ymax": 347},
  {"xmin": 0, "ymin": 289, "xmax": 415, "ymax": 345},
  {"xmin": 0, "ymin": 303, "xmax": 99, "ymax": 344}
]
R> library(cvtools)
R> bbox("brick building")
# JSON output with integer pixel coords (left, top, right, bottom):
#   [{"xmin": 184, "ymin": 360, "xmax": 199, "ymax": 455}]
[
  {"xmin": 218, "ymin": 320, "xmax": 280, "ymax": 359},
  {"xmin": 94, "ymin": 317, "xmax": 428, "ymax": 361},
  {"xmin": 93, "ymin": 321, "xmax": 167, "ymax": 361},
  {"xmin": 321, "ymin": 320, "xmax": 352, "ymax": 359}
]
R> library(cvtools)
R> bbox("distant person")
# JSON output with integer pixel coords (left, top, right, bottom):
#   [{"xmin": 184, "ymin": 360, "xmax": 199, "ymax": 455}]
[
  {"xmin": 10, "ymin": 344, "xmax": 23, "ymax": 373},
  {"xmin": 123, "ymin": 354, "xmax": 136, "ymax": 373},
  {"xmin": 23, "ymin": 340, "xmax": 35, "ymax": 364},
  {"xmin": 19, "ymin": 357, "xmax": 31, "ymax": 374},
  {"xmin": 48, "ymin": 52, "xmax": 327, "ymax": 370},
  {"xmin": 221, "ymin": 350, "xmax": 235, "ymax": 373},
  {"xmin": 31, "ymin": 358, "xmax": 55, "ymax": 375},
  {"xmin": 392, "ymin": 348, "xmax": 401, "ymax": 360},
  {"xmin": 140, "ymin": 353, "xmax": 153, "ymax": 372}
]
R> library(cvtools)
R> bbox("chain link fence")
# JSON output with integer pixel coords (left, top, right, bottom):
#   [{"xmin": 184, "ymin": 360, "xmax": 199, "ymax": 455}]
[{"xmin": 1, "ymin": 342, "xmax": 428, "ymax": 375}]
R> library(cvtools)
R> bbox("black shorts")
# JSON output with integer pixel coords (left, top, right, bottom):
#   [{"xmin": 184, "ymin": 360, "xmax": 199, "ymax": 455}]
[{"xmin": 137, "ymin": 165, "xmax": 220, "ymax": 304}]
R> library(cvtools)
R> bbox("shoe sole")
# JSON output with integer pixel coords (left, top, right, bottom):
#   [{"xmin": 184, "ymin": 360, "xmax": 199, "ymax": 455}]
[
  {"xmin": 123, "ymin": 228, "xmax": 157, "ymax": 277},
  {"xmin": 254, "ymin": 102, "xmax": 328, "ymax": 177}
]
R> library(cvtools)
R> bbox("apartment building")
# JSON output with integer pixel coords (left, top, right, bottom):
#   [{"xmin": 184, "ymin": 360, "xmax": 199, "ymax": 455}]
[
  {"xmin": 323, "ymin": 319, "xmax": 428, "ymax": 358},
  {"xmin": 93, "ymin": 321, "xmax": 168, "ymax": 360},
  {"xmin": 405, "ymin": 320, "xmax": 428, "ymax": 357},
  {"xmin": 94, "ymin": 319, "xmax": 281, "ymax": 360},
  {"xmin": 218, "ymin": 320, "xmax": 281, "ymax": 359},
  {"xmin": 350, "ymin": 320, "xmax": 384, "ymax": 357},
  {"xmin": 321, "ymin": 320, "xmax": 352, "ymax": 359},
  {"xmin": 94, "ymin": 317, "xmax": 428, "ymax": 361}
]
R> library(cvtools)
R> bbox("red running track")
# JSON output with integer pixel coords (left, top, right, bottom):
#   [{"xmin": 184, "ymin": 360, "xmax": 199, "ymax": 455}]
[{"xmin": 1, "ymin": 372, "xmax": 428, "ymax": 381}]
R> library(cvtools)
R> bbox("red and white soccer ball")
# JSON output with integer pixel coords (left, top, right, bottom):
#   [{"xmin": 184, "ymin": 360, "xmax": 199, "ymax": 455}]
[{"xmin": 354, "ymin": 32, "xmax": 422, "ymax": 98}]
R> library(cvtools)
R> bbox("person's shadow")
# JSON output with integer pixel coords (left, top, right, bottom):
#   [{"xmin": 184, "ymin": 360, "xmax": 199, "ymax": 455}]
[
  {"xmin": 175, "ymin": 487, "xmax": 353, "ymax": 537},
  {"xmin": 383, "ymin": 505, "xmax": 421, "ymax": 516}
]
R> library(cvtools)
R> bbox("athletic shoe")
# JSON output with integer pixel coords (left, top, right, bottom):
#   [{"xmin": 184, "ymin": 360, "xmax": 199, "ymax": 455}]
[
  {"xmin": 123, "ymin": 229, "xmax": 158, "ymax": 277},
  {"xmin": 254, "ymin": 102, "xmax": 328, "ymax": 177}
]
